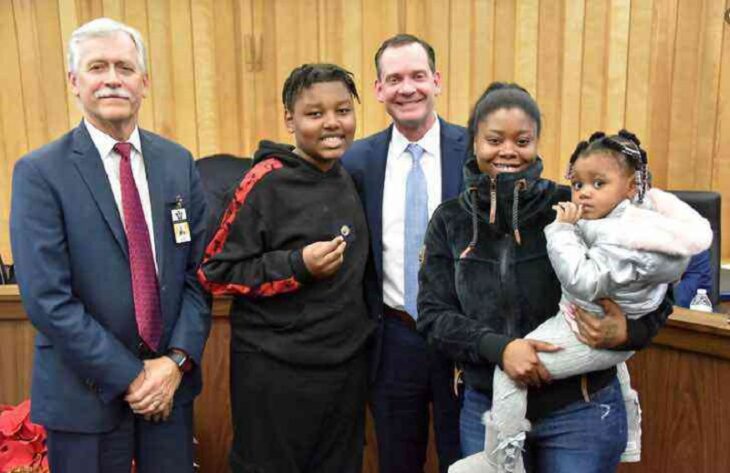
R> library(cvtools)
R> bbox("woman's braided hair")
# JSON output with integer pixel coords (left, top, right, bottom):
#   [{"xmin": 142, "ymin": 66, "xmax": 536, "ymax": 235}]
[{"xmin": 566, "ymin": 129, "xmax": 649, "ymax": 203}]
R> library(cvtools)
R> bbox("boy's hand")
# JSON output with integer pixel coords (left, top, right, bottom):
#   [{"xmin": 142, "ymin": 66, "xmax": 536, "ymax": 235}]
[
  {"xmin": 302, "ymin": 236, "xmax": 346, "ymax": 279},
  {"xmin": 552, "ymin": 202, "xmax": 582, "ymax": 224}
]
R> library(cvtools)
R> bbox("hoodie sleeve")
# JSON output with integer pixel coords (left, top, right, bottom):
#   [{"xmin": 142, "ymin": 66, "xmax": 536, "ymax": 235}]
[
  {"xmin": 417, "ymin": 207, "xmax": 514, "ymax": 365},
  {"xmin": 197, "ymin": 159, "xmax": 313, "ymax": 297}
]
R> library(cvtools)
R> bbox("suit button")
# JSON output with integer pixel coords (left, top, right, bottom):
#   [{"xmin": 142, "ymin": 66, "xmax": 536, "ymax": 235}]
[{"xmin": 161, "ymin": 285, "xmax": 167, "ymax": 292}]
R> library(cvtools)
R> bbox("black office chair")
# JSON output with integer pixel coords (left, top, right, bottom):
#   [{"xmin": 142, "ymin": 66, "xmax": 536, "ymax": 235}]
[
  {"xmin": 0, "ymin": 253, "xmax": 13, "ymax": 285},
  {"xmin": 669, "ymin": 190, "xmax": 722, "ymax": 306},
  {"xmin": 195, "ymin": 154, "xmax": 253, "ymax": 242}
]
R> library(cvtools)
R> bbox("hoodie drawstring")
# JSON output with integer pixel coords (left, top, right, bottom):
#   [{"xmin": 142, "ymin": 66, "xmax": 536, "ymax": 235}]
[
  {"xmin": 461, "ymin": 178, "xmax": 527, "ymax": 257},
  {"xmin": 460, "ymin": 187, "xmax": 479, "ymax": 259},
  {"xmin": 512, "ymin": 179, "xmax": 527, "ymax": 245},
  {"xmin": 489, "ymin": 179, "xmax": 497, "ymax": 224}
]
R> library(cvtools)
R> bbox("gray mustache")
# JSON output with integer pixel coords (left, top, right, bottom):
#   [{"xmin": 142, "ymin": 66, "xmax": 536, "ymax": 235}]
[{"xmin": 95, "ymin": 88, "xmax": 131, "ymax": 99}]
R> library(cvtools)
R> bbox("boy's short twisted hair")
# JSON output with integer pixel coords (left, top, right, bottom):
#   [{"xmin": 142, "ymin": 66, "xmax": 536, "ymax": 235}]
[
  {"xmin": 567, "ymin": 129, "xmax": 649, "ymax": 203},
  {"xmin": 282, "ymin": 63, "xmax": 360, "ymax": 112},
  {"xmin": 374, "ymin": 34, "xmax": 436, "ymax": 79}
]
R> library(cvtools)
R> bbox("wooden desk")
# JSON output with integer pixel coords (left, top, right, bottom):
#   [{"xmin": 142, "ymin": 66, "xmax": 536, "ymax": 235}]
[{"xmin": 2, "ymin": 285, "xmax": 729, "ymax": 473}]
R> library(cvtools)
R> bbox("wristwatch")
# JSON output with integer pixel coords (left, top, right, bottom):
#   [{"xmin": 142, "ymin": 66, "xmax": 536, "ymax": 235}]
[{"xmin": 166, "ymin": 349, "xmax": 193, "ymax": 373}]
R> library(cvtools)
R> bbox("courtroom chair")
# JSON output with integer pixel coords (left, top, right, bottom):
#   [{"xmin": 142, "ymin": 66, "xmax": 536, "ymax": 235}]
[
  {"xmin": 195, "ymin": 154, "xmax": 252, "ymax": 242},
  {"xmin": 669, "ymin": 190, "xmax": 722, "ymax": 306},
  {"xmin": 0, "ymin": 253, "xmax": 13, "ymax": 285}
]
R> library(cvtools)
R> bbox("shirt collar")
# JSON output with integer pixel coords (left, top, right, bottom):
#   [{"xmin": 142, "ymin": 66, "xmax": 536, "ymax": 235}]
[
  {"xmin": 84, "ymin": 119, "xmax": 142, "ymax": 159},
  {"xmin": 391, "ymin": 113, "xmax": 441, "ymax": 158}
]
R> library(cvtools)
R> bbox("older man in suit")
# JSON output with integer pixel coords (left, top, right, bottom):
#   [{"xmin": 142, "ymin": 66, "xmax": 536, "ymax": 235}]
[
  {"xmin": 10, "ymin": 18, "xmax": 209, "ymax": 473},
  {"xmin": 341, "ymin": 34, "xmax": 467, "ymax": 473}
]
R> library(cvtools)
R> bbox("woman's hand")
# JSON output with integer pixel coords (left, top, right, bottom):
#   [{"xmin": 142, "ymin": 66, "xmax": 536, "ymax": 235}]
[
  {"xmin": 552, "ymin": 202, "xmax": 582, "ymax": 224},
  {"xmin": 574, "ymin": 299, "xmax": 628, "ymax": 348},
  {"xmin": 502, "ymin": 339, "xmax": 562, "ymax": 387}
]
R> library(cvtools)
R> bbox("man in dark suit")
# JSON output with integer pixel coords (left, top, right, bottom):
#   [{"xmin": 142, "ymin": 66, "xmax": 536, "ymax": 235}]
[
  {"xmin": 9, "ymin": 18, "xmax": 210, "ymax": 473},
  {"xmin": 341, "ymin": 34, "xmax": 467, "ymax": 473}
]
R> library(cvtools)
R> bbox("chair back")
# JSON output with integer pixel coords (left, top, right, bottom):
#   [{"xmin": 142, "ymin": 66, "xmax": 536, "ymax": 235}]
[
  {"xmin": 669, "ymin": 190, "xmax": 722, "ymax": 306},
  {"xmin": 195, "ymin": 154, "xmax": 253, "ymax": 241}
]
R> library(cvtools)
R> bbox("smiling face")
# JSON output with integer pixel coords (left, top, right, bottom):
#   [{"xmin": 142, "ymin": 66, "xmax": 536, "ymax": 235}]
[
  {"xmin": 69, "ymin": 31, "xmax": 148, "ymax": 141},
  {"xmin": 284, "ymin": 81, "xmax": 356, "ymax": 172},
  {"xmin": 375, "ymin": 42, "xmax": 441, "ymax": 141},
  {"xmin": 570, "ymin": 151, "xmax": 636, "ymax": 219},
  {"xmin": 473, "ymin": 107, "xmax": 539, "ymax": 178}
]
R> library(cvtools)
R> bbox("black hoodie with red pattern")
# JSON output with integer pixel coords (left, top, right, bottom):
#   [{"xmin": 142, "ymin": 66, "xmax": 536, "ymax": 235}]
[{"xmin": 198, "ymin": 141, "xmax": 375, "ymax": 366}]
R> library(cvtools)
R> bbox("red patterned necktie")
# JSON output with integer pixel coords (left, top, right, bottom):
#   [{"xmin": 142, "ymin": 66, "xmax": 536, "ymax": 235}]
[{"xmin": 115, "ymin": 142, "xmax": 162, "ymax": 351}]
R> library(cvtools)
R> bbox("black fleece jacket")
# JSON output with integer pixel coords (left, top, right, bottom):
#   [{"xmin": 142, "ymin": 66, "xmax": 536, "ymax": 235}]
[
  {"xmin": 417, "ymin": 157, "xmax": 673, "ymax": 419},
  {"xmin": 198, "ymin": 141, "xmax": 375, "ymax": 366}
]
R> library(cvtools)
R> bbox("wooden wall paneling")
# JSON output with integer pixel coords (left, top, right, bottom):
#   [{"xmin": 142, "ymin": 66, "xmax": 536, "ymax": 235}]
[
  {"xmin": 75, "ymin": 0, "xmax": 104, "ymax": 21},
  {"xmin": 691, "ymin": 0, "xmax": 725, "ymax": 189},
  {"xmin": 248, "ymin": 0, "xmax": 281, "ymax": 154},
  {"xmin": 624, "ymin": 0, "xmax": 654, "ymax": 145},
  {"xmin": 191, "ymin": 0, "xmax": 221, "ymax": 158},
  {"xmin": 316, "ymin": 0, "xmax": 365, "ymax": 139},
  {"xmin": 536, "ymin": 0, "xmax": 563, "ymax": 181},
  {"xmin": 361, "ymin": 0, "xmax": 399, "ymax": 137},
  {"xmin": 413, "ymin": 0, "xmax": 451, "ymax": 119},
  {"xmin": 665, "ymin": 0, "xmax": 701, "ymax": 189},
  {"xmin": 0, "ymin": 320, "xmax": 35, "ymax": 407},
  {"xmin": 147, "ymin": 0, "xmax": 177, "ymax": 142},
  {"xmin": 317, "ymin": 0, "xmax": 344, "ymax": 64},
  {"xmin": 557, "ymin": 0, "xmax": 585, "ymax": 180},
  {"xmin": 447, "ymin": 0, "xmax": 472, "ymax": 128},
  {"xmin": 271, "ymin": 0, "xmax": 320, "ymax": 144},
  {"xmin": 101, "ymin": 0, "xmax": 123, "ymax": 19},
  {"xmin": 33, "ymin": 0, "xmax": 71, "ymax": 143},
  {"xmin": 620, "ymin": 347, "xmax": 730, "ymax": 473},
  {"xmin": 714, "ymin": 0, "xmax": 730, "ymax": 259},
  {"xmin": 644, "ymin": 0, "xmax": 678, "ymax": 189},
  {"xmin": 193, "ymin": 315, "xmax": 233, "ymax": 473},
  {"xmin": 120, "ymin": 0, "xmax": 155, "ymax": 132},
  {"xmin": 469, "ymin": 0, "xmax": 496, "ymax": 106},
  {"xmin": 492, "ymin": 0, "xmax": 516, "ymax": 83},
  {"xmin": 169, "ymin": 0, "xmax": 199, "ymax": 156},
  {"xmin": 0, "ymin": 2, "xmax": 28, "ymax": 263},
  {"xmin": 58, "ymin": 0, "xmax": 83, "ymax": 128},
  {"xmin": 337, "ymin": 0, "xmax": 364, "ymax": 140},
  {"xmin": 514, "ymin": 0, "xmax": 539, "ymax": 98},
  {"xmin": 234, "ymin": 0, "xmax": 256, "ymax": 155},
  {"xmin": 604, "ymin": 0, "xmax": 630, "ymax": 133},
  {"xmin": 579, "ymin": 0, "xmax": 609, "ymax": 138},
  {"xmin": 213, "ymin": 0, "xmax": 244, "ymax": 156},
  {"xmin": 13, "ymin": 0, "xmax": 51, "ymax": 152}
]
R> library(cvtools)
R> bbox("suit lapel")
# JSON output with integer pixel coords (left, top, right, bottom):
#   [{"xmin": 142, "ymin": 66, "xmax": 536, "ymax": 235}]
[
  {"xmin": 439, "ymin": 118, "xmax": 467, "ymax": 201},
  {"xmin": 367, "ymin": 127, "xmax": 392, "ymax": 282},
  {"xmin": 140, "ymin": 130, "xmax": 166, "ymax": 280},
  {"xmin": 70, "ymin": 124, "xmax": 129, "ymax": 259}
]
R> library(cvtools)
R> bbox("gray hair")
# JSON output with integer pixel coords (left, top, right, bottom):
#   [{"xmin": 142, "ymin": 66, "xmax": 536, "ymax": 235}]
[{"xmin": 67, "ymin": 18, "xmax": 147, "ymax": 74}]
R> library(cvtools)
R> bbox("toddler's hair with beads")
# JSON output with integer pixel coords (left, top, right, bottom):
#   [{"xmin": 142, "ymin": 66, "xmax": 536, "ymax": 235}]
[{"xmin": 566, "ymin": 129, "xmax": 649, "ymax": 203}]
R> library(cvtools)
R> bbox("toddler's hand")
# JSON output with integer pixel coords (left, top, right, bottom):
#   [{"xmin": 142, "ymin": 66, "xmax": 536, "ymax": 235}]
[{"xmin": 552, "ymin": 202, "xmax": 582, "ymax": 224}]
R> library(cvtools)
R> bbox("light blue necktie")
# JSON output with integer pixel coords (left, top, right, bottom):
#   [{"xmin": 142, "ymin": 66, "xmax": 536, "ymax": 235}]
[{"xmin": 404, "ymin": 143, "xmax": 428, "ymax": 319}]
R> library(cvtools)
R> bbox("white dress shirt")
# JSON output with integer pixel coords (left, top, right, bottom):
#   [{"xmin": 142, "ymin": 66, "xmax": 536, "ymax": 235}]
[
  {"xmin": 84, "ymin": 120, "xmax": 158, "ymax": 272},
  {"xmin": 382, "ymin": 116, "xmax": 442, "ymax": 311}
]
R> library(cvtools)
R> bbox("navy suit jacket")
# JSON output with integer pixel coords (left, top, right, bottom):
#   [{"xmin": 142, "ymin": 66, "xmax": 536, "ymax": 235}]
[
  {"xmin": 341, "ymin": 117, "xmax": 468, "ymax": 375},
  {"xmin": 10, "ymin": 123, "xmax": 211, "ymax": 433}
]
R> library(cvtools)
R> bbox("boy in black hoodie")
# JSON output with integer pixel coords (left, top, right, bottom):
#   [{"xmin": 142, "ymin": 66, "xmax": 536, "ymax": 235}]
[{"xmin": 198, "ymin": 64, "xmax": 374, "ymax": 473}]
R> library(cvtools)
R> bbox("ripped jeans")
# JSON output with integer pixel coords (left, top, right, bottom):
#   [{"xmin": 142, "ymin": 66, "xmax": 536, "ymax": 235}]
[{"xmin": 461, "ymin": 378, "xmax": 627, "ymax": 472}]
